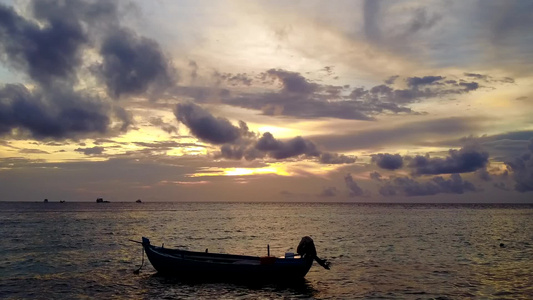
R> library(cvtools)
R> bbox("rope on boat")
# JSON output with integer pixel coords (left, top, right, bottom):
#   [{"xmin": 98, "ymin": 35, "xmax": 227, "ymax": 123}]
[{"xmin": 130, "ymin": 240, "xmax": 144, "ymax": 274}]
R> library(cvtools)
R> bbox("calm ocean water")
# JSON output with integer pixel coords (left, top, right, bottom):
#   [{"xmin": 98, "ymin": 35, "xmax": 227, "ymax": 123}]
[{"xmin": 0, "ymin": 202, "xmax": 532, "ymax": 299}]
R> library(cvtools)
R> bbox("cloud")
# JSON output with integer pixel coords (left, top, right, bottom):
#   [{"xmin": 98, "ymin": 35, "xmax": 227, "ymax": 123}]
[
  {"xmin": 19, "ymin": 149, "xmax": 49, "ymax": 154},
  {"xmin": 223, "ymin": 80, "xmax": 377, "ymax": 121},
  {"xmin": 0, "ymin": 1, "xmax": 180, "ymax": 140},
  {"xmin": 174, "ymin": 103, "xmax": 243, "ymax": 144},
  {"xmin": 215, "ymin": 133, "xmax": 349, "ymax": 163},
  {"xmin": 371, "ymin": 153, "xmax": 403, "ymax": 170},
  {"xmin": 384, "ymin": 75, "xmax": 399, "ymax": 85},
  {"xmin": 96, "ymin": 27, "xmax": 174, "ymax": 98},
  {"xmin": 379, "ymin": 174, "xmax": 477, "ymax": 197},
  {"xmin": 505, "ymin": 139, "xmax": 533, "ymax": 192},
  {"xmin": 0, "ymin": 84, "xmax": 128, "ymax": 139},
  {"xmin": 75, "ymin": 146, "xmax": 104, "ymax": 155},
  {"xmin": 319, "ymin": 152, "xmax": 356, "ymax": 164},
  {"xmin": 406, "ymin": 76, "xmax": 444, "ymax": 88},
  {"xmin": 226, "ymin": 133, "xmax": 355, "ymax": 163},
  {"xmin": 176, "ymin": 103, "xmax": 355, "ymax": 164},
  {"xmin": 354, "ymin": 75, "xmax": 482, "ymax": 105},
  {"xmin": 0, "ymin": 0, "xmax": 174, "ymax": 98},
  {"xmin": 213, "ymin": 71, "xmax": 253, "ymax": 86},
  {"xmin": 220, "ymin": 70, "xmax": 425, "ymax": 121},
  {"xmin": 344, "ymin": 173, "xmax": 366, "ymax": 197},
  {"xmin": 429, "ymin": 131, "xmax": 533, "ymax": 161},
  {"xmin": 409, "ymin": 145, "xmax": 489, "ymax": 175},
  {"xmin": 255, "ymin": 132, "xmax": 320, "ymax": 159},
  {"xmin": 183, "ymin": 69, "xmax": 494, "ymax": 122},
  {"xmin": 266, "ymin": 69, "xmax": 319, "ymax": 95},
  {"xmin": 149, "ymin": 117, "xmax": 177, "ymax": 134},
  {"xmin": 0, "ymin": 2, "xmax": 87, "ymax": 86}
]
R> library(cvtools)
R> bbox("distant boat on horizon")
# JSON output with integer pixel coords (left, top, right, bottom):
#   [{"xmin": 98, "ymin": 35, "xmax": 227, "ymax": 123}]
[
  {"xmin": 136, "ymin": 199, "xmax": 142, "ymax": 203},
  {"xmin": 96, "ymin": 198, "xmax": 110, "ymax": 203},
  {"xmin": 43, "ymin": 198, "xmax": 48, "ymax": 203}
]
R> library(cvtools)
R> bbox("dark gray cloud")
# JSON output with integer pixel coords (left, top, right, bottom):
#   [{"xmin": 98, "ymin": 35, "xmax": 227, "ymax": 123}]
[
  {"xmin": 149, "ymin": 117, "xmax": 177, "ymax": 134},
  {"xmin": 175, "ymin": 103, "xmax": 354, "ymax": 164},
  {"xmin": 219, "ymin": 70, "xmax": 422, "ymax": 121},
  {"xmin": 319, "ymin": 152, "xmax": 356, "ymax": 164},
  {"xmin": 188, "ymin": 69, "xmax": 495, "ymax": 121},
  {"xmin": 459, "ymin": 82, "xmax": 479, "ymax": 92},
  {"xmin": 215, "ymin": 134, "xmax": 350, "ymax": 163},
  {"xmin": 464, "ymin": 73, "xmax": 487, "ymax": 80},
  {"xmin": 409, "ymin": 145, "xmax": 489, "ymax": 175},
  {"xmin": 0, "ymin": 0, "xmax": 122, "ymax": 87},
  {"xmin": 344, "ymin": 173, "xmax": 365, "ymax": 197},
  {"xmin": 379, "ymin": 174, "xmax": 477, "ymax": 197},
  {"xmin": 75, "ymin": 146, "xmax": 104, "ymax": 155},
  {"xmin": 213, "ymin": 71, "xmax": 253, "ymax": 86},
  {"xmin": 462, "ymin": 73, "xmax": 512, "ymax": 84},
  {"xmin": 266, "ymin": 69, "xmax": 319, "ymax": 95},
  {"xmin": 0, "ymin": 0, "xmax": 175, "ymax": 98},
  {"xmin": 0, "ymin": 1, "xmax": 88, "ymax": 86},
  {"xmin": 217, "ymin": 144, "xmax": 248, "ymax": 160},
  {"xmin": 0, "ymin": 1, "xmax": 176, "ymax": 140},
  {"xmin": 256, "ymin": 133, "xmax": 320, "ymax": 159},
  {"xmin": 96, "ymin": 28, "xmax": 173, "ymax": 98},
  {"xmin": 371, "ymin": 153, "xmax": 403, "ymax": 170},
  {"xmin": 0, "ymin": 84, "xmax": 128, "ymax": 139},
  {"xmin": 430, "ymin": 131, "xmax": 533, "ymax": 161},
  {"xmin": 460, "ymin": 131, "xmax": 533, "ymax": 144},
  {"xmin": 215, "ymin": 143, "xmax": 267, "ymax": 161},
  {"xmin": 174, "ymin": 103, "xmax": 243, "ymax": 145},
  {"xmin": 19, "ymin": 149, "xmax": 49, "ymax": 154},
  {"xmin": 407, "ymin": 76, "xmax": 444, "ymax": 88},
  {"xmin": 384, "ymin": 75, "xmax": 399, "ymax": 85},
  {"xmin": 504, "ymin": 139, "xmax": 533, "ymax": 192},
  {"xmin": 351, "ymin": 76, "xmax": 483, "ymax": 105}
]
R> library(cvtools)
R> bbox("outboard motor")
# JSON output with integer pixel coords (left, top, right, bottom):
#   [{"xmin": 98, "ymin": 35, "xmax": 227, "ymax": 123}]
[{"xmin": 297, "ymin": 236, "xmax": 330, "ymax": 270}]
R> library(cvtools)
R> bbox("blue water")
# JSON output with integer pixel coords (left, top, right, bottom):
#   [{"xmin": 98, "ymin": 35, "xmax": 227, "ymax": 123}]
[{"xmin": 0, "ymin": 202, "xmax": 532, "ymax": 299}]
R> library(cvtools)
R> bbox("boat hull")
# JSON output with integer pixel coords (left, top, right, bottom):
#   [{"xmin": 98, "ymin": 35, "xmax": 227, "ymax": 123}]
[{"xmin": 142, "ymin": 238, "xmax": 314, "ymax": 281}]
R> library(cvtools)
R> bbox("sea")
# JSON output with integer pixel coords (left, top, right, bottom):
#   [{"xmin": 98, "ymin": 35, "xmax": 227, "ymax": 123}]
[{"xmin": 0, "ymin": 202, "xmax": 532, "ymax": 299}]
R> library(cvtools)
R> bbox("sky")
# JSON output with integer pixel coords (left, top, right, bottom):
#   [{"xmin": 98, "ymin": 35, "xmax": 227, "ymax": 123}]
[{"xmin": 0, "ymin": 0, "xmax": 532, "ymax": 203}]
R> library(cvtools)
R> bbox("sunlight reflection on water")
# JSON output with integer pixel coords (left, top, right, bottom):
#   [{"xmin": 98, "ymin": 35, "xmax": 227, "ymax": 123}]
[{"xmin": 0, "ymin": 202, "xmax": 532, "ymax": 299}]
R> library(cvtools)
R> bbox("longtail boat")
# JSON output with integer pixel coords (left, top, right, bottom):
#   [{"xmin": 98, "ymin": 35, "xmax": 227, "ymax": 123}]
[{"xmin": 139, "ymin": 236, "xmax": 330, "ymax": 281}]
